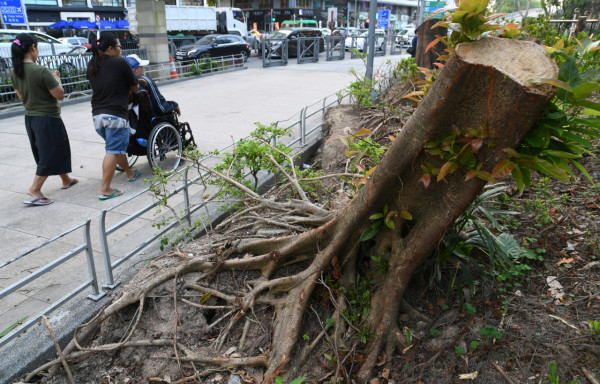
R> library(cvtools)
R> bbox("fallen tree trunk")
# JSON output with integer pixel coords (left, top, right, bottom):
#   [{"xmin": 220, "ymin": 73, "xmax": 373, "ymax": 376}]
[{"xmin": 40, "ymin": 37, "xmax": 558, "ymax": 384}]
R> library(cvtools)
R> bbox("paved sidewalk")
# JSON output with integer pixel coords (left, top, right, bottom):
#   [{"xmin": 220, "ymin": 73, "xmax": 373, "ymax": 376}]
[{"xmin": 0, "ymin": 53, "xmax": 405, "ymax": 383}]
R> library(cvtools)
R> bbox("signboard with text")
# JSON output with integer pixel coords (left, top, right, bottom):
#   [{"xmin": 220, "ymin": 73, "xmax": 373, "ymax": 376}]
[
  {"xmin": 377, "ymin": 9, "xmax": 389, "ymax": 28},
  {"xmin": 0, "ymin": 0, "xmax": 26, "ymax": 25},
  {"xmin": 423, "ymin": 0, "xmax": 447, "ymax": 20}
]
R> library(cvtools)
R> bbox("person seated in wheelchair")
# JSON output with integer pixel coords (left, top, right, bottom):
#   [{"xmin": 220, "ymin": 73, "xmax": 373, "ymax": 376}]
[{"xmin": 126, "ymin": 54, "xmax": 181, "ymax": 117}]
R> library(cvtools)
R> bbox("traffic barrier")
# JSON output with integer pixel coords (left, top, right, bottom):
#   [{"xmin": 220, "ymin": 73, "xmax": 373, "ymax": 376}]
[{"xmin": 169, "ymin": 56, "xmax": 178, "ymax": 79}]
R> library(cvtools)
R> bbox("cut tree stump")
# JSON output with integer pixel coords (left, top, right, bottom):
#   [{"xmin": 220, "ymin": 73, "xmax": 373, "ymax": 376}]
[
  {"xmin": 415, "ymin": 18, "xmax": 447, "ymax": 69},
  {"xmin": 40, "ymin": 37, "xmax": 559, "ymax": 384}
]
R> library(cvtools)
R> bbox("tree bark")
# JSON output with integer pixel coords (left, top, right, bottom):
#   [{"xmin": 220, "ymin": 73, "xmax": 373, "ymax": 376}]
[
  {"xmin": 262, "ymin": 37, "xmax": 557, "ymax": 383},
  {"xmin": 416, "ymin": 19, "xmax": 447, "ymax": 69},
  {"xmin": 352, "ymin": 37, "xmax": 557, "ymax": 381}
]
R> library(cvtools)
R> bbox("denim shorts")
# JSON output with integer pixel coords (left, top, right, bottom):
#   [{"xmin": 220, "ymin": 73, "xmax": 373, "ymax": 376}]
[{"xmin": 93, "ymin": 114, "xmax": 130, "ymax": 155}]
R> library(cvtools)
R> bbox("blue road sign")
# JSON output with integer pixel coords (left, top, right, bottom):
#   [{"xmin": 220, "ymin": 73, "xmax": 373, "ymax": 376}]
[
  {"xmin": 377, "ymin": 9, "xmax": 389, "ymax": 28},
  {"xmin": 0, "ymin": 0, "xmax": 26, "ymax": 24},
  {"xmin": 378, "ymin": 10, "xmax": 389, "ymax": 20}
]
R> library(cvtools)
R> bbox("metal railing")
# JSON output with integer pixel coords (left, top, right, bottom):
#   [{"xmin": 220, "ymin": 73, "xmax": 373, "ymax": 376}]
[
  {"xmin": 325, "ymin": 36, "xmax": 345, "ymax": 61},
  {"xmin": 0, "ymin": 220, "xmax": 105, "ymax": 346},
  {"xmin": 261, "ymin": 38, "xmax": 288, "ymax": 67},
  {"xmin": 0, "ymin": 50, "xmax": 245, "ymax": 108},
  {"xmin": 168, "ymin": 36, "xmax": 199, "ymax": 58},
  {"xmin": 297, "ymin": 37, "xmax": 321, "ymax": 64}
]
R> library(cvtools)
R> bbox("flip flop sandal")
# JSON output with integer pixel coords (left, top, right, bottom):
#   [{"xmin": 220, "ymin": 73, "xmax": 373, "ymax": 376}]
[
  {"xmin": 128, "ymin": 169, "xmax": 141, "ymax": 182},
  {"xmin": 61, "ymin": 178, "xmax": 79, "ymax": 190},
  {"xmin": 98, "ymin": 189, "xmax": 124, "ymax": 200},
  {"xmin": 23, "ymin": 197, "xmax": 54, "ymax": 206}
]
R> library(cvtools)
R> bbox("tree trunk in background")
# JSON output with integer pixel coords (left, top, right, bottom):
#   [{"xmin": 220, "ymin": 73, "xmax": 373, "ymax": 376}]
[{"xmin": 415, "ymin": 18, "xmax": 447, "ymax": 69}]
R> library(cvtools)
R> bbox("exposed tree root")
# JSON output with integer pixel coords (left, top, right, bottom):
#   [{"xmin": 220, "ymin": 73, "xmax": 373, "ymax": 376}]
[{"xmin": 28, "ymin": 38, "xmax": 558, "ymax": 384}]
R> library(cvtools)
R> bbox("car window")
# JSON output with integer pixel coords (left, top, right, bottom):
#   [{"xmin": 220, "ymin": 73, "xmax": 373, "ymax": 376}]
[
  {"xmin": 269, "ymin": 30, "xmax": 291, "ymax": 39},
  {"xmin": 34, "ymin": 32, "xmax": 63, "ymax": 44},
  {"xmin": 0, "ymin": 32, "xmax": 19, "ymax": 42},
  {"xmin": 197, "ymin": 35, "xmax": 217, "ymax": 45}
]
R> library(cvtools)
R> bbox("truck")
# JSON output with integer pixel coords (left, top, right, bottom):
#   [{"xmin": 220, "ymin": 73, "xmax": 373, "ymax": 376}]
[
  {"xmin": 146, "ymin": 6, "xmax": 248, "ymax": 37},
  {"xmin": 128, "ymin": 6, "xmax": 247, "ymax": 36}
]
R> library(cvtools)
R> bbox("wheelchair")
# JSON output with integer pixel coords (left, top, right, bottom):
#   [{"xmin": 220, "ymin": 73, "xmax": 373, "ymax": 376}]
[{"xmin": 123, "ymin": 89, "xmax": 196, "ymax": 173}]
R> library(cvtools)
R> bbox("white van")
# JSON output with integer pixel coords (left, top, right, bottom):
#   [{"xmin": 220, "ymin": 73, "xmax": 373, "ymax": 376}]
[
  {"xmin": 0, "ymin": 29, "xmax": 76, "ymax": 61},
  {"xmin": 395, "ymin": 28, "xmax": 415, "ymax": 47}
]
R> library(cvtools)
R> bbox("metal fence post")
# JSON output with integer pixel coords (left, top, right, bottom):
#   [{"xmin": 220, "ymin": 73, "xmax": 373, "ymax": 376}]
[
  {"xmin": 183, "ymin": 167, "xmax": 192, "ymax": 227},
  {"xmin": 99, "ymin": 210, "xmax": 119, "ymax": 289},
  {"xmin": 300, "ymin": 106, "xmax": 307, "ymax": 147},
  {"xmin": 84, "ymin": 219, "xmax": 105, "ymax": 301},
  {"xmin": 272, "ymin": 121, "xmax": 278, "ymax": 147}
]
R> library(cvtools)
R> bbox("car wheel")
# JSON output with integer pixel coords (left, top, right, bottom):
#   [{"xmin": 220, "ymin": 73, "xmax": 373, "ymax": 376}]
[{"xmin": 240, "ymin": 50, "xmax": 248, "ymax": 62}]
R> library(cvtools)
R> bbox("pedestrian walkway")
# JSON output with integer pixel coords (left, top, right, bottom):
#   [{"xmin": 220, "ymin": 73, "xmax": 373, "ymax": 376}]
[{"xmin": 0, "ymin": 54, "xmax": 405, "ymax": 383}]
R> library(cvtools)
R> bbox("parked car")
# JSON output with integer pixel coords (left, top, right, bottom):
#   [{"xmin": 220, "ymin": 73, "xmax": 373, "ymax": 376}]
[
  {"xmin": 320, "ymin": 28, "xmax": 332, "ymax": 37},
  {"xmin": 332, "ymin": 27, "xmax": 357, "ymax": 38},
  {"xmin": 175, "ymin": 34, "xmax": 250, "ymax": 62},
  {"xmin": 263, "ymin": 28, "xmax": 324, "ymax": 58},
  {"xmin": 395, "ymin": 28, "xmax": 415, "ymax": 47},
  {"xmin": 58, "ymin": 36, "xmax": 88, "ymax": 46},
  {"xmin": 30, "ymin": 45, "xmax": 91, "ymax": 75},
  {"xmin": 345, "ymin": 28, "xmax": 386, "ymax": 51},
  {"xmin": 0, "ymin": 29, "xmax": 80, "ymax": 62}
]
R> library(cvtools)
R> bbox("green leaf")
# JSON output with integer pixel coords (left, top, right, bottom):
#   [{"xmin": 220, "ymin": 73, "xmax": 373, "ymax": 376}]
[
  {"xmin": 437, "ymin": 161, "xmax": 455, "ymax": 182},
  {"xmin": 491, "ymin": 159, "xmax": 515, "ymax": 178},
  {"xmin": 0, "ymin": 316, "xmax": 28, "ymax": 338},
  {"xmin": 352, "ymin": 128, "xmax": 373, "ymax": 138},
  {"xmin": 511, "ymin": 166, "xmax": 525, "ymax": 193},
  {"xmin": 573, "ymin": 99, "xmax": 600, "ymax": 112},
  {"xmin": 400, "ymin": 210, "xmax": 413, "ymax": 220},
  {"xmin": 540, "ymin": 78, "xmax": 573, "ymax": 91},
  {"xmin": 289, "ymin": 378, "xmax": 307, "ymax": 384},
  {"xmin": 531, "ymin": 159, "xmax": 571, "ymax": 182},
  {"xmin": 325, "ymin": 318, "xmax": 335, "ymax": 327},
  {"xmin": 571, "ymin": 82, "xmax": 599, "ymax": 100},
  {"xmin": 369, "ymin": 213, "xmax": 384, "ymax": 220},
  {"xmin": 557, "ymin": 56, "xmax": 580, "ymax": 85},
  {"xmin": 275, "ymin": 377, "xmax": 285, "ymax": 384},
  {"xmin": 570, "ymin": 159, "xmax": 595, "ymax": 185},
  {"xmin": 359, "ymin": 221, "xmax": 382, "ymax": 242},
  {"xmin": 541, "ymin": 149, "xmax": 579, "ymax": 159},
  {"xmin": 324, "ymin": 353, "xmax": 333, "ymax": 361},
  {"xmin": 572, "ymin": 117, "xmax": 600, "ymax": 130}
]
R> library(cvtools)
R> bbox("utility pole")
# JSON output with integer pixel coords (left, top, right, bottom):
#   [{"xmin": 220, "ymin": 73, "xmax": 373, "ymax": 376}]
[{"xmin": 366, "ymin": 0, "xmax": 376, "ymax": 80}]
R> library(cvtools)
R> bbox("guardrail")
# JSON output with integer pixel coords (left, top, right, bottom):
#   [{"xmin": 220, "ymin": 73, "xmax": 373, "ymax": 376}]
[
  {"xmin": 0, "ymin": 49, "xmax": 245, "ymax": 108},
  {"xmin": 0, "ymin": 89, "xmax": 355, "ymax": 349},
  {"xmin": 0, "ymin": 220, "xmax": 104, "ymax": 346}
]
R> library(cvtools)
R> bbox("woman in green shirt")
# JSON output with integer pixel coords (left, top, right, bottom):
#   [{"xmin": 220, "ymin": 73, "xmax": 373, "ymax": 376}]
[{"xmin": 11, "ymin": 33, "xmax": 78, "ymax": 206}]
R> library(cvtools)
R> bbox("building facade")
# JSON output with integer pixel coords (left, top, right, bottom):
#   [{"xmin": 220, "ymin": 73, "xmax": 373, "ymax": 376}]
[{"xmin": 2, "ymin": 0, "xmax": 418, "ymax": 33}]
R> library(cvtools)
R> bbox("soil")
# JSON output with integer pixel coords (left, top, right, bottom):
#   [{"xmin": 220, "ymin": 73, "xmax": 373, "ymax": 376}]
[{"xmin": 16, "ymin": 102, "xmax": 600, "ymax": 384}]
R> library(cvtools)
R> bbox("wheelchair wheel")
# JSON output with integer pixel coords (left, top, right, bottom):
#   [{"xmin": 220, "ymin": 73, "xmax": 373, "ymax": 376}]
[
  {"xmin": 116, "ymin": 154, "xmax": 139, "ymax": 172},
  {"xmin": 147, "ymin": 122, "xmax": 182, "ymax": 172}
]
